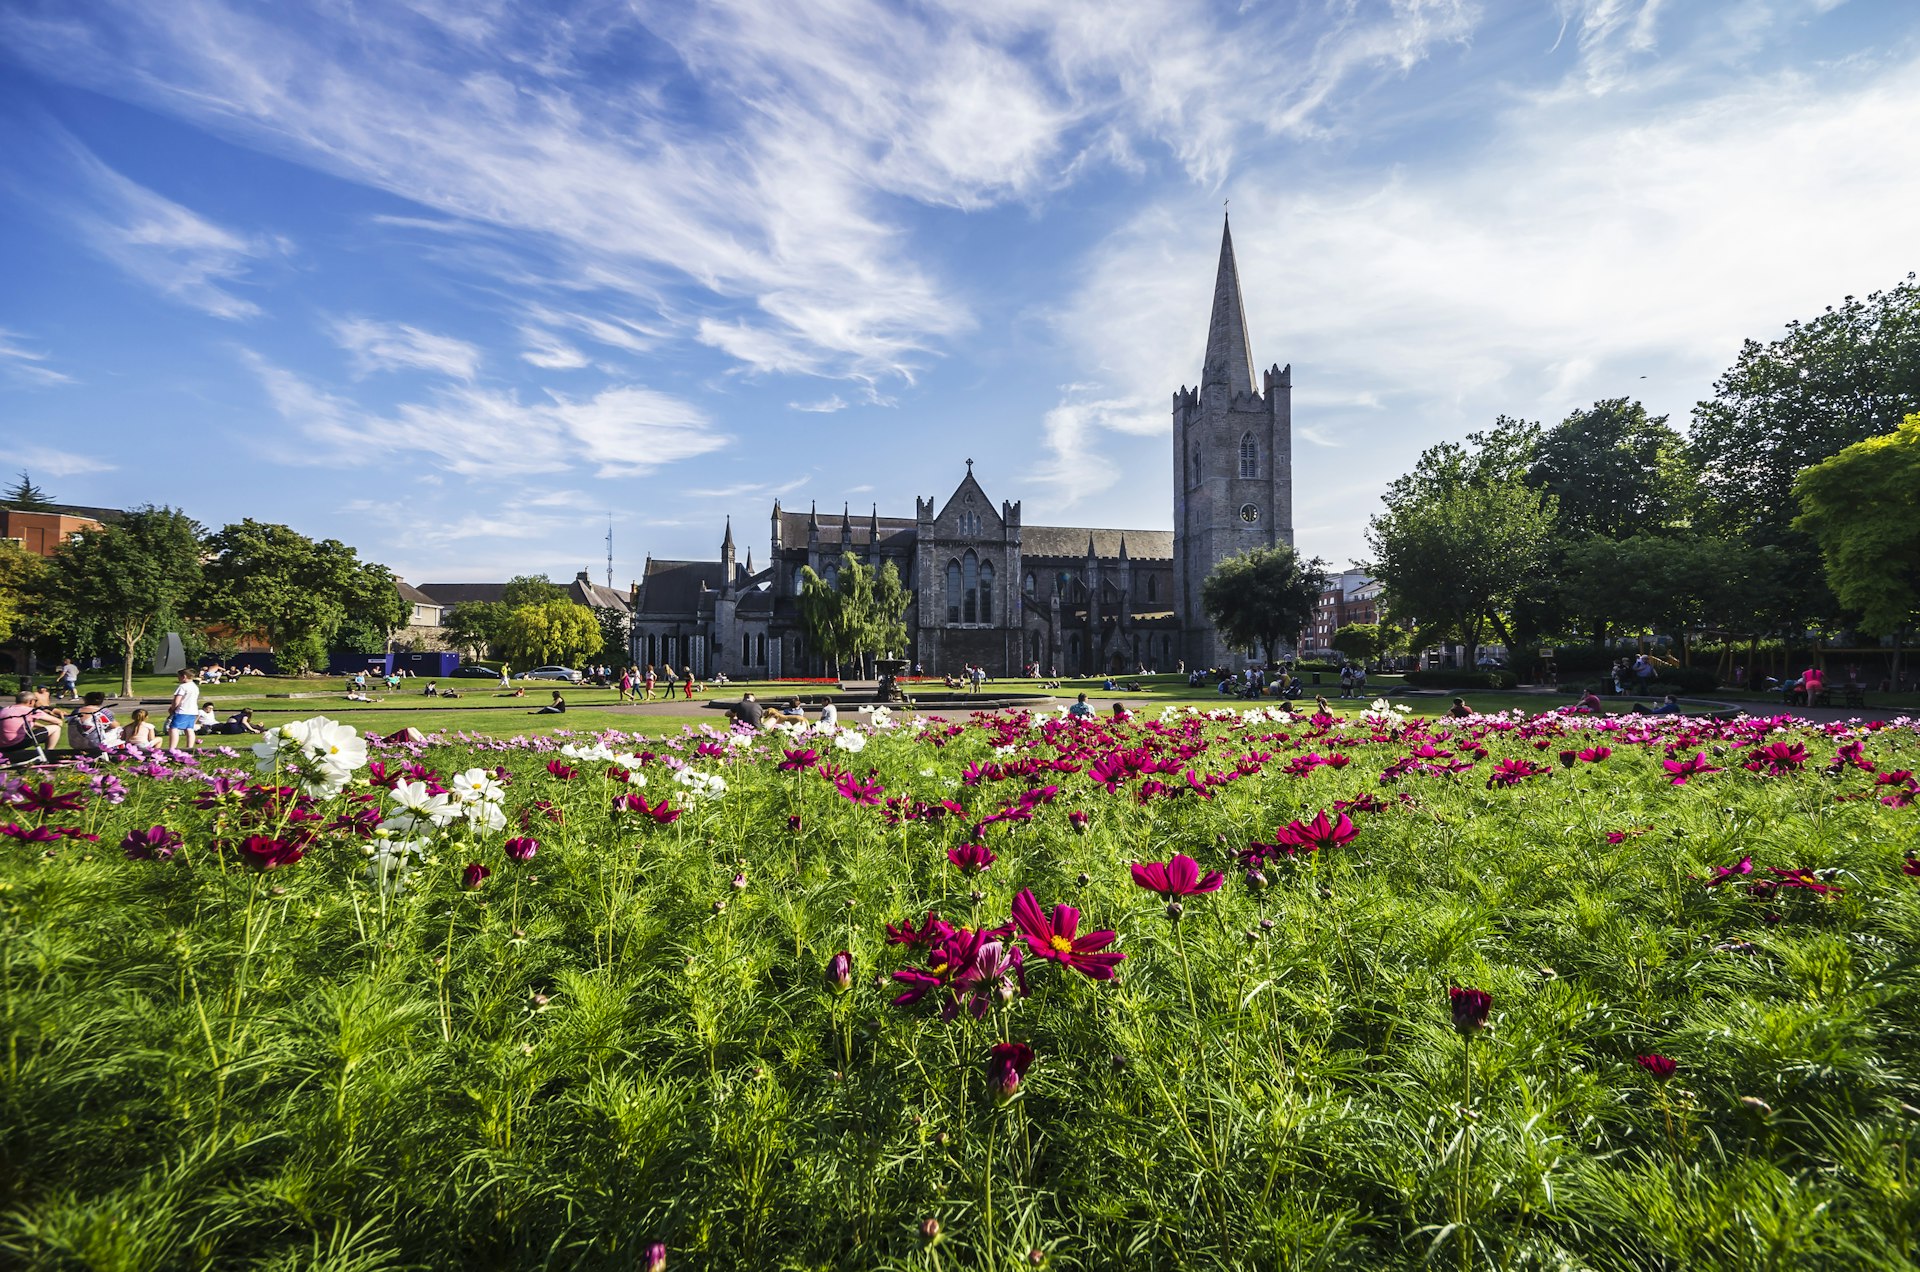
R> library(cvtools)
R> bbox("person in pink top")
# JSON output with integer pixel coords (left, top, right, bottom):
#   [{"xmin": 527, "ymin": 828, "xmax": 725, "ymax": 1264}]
[{"xmin": 1801, "ymin": 665, "xmax": 1824, "ymax": 707}]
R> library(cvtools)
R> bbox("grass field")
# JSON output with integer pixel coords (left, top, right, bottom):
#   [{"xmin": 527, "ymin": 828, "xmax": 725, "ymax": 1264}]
[{"xmin": 3, "ymin": 700, "xmax": 1917, "ymax": 1268}]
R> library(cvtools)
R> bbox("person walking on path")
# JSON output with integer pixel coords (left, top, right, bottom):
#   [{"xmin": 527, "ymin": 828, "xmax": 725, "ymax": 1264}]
[
  {"xmin": 166, "ymin": 669, "xmax": 201, "ymax": 750},
  {"xmin": 682, "ymin": 666, "xmax": 695, "ymax": 700},
  {"xmin": 643, "ymin": 664, "xmax": 657, "ymax": 700},
  {"xmin": 618, "ymin": 667, "xmax": 634, "ymax": 703},
  {"xmin": 56, "ymin": 659, "xmax": 81, "ymax": 701}
]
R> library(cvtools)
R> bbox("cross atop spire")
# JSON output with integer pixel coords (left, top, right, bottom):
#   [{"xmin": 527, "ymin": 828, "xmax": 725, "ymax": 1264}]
[{"xmin": 1202, "ymin": 212, "xmax": 1255, "ymax": 395}]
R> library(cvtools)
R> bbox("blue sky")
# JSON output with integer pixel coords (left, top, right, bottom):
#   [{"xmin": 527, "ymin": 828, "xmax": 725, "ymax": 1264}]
[{"xmin": 3, "ymin": 0, "xmax": 1917, "ymax": 587}]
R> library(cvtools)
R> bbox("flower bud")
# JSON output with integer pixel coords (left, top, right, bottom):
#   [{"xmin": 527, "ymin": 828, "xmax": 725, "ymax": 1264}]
[
  {"xmin": 643, "ymin": 1241, "xmax": 667, "ymax": 1272},
  {"xmin": 1259, "ymin": 917, "xmax": 1275, "ymax": 931},
  {"xmin": 1448, "ymin": 986, "xmax": 1491, "ymax": 1035},
  {"xmin": 825, "ymin": 950, "xmax": 853, "ymax": 995},
  {"xmin": 921, "ymin": 1218, "xmax": 941, "ymax": 1240},
  {"xmin": 732, "ymin": 872, "xmax": 748, "ymax": 890},
  {"xmin": 1164, "ymin": 900, "xmax": 1183, "ymax": 921},
  {"xmin": 1076, "ymin": 871, "xmax": 1090, "ymax": 886},
  {"xmin": 1244, "ymin": 868, "xmax": 1267, "ymax": 891},
  {"xmin": 462, "ymin": 862, "xmax": 490, "ymax": 890}
]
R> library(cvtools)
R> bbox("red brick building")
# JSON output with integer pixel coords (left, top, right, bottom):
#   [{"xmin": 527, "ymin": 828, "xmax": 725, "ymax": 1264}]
[
  {"xmin": 0, "ymin": 504, "xmax": 118, "ymax": 557},
  {"xmin": 1299, "ymin": 572, "xmax": 1382, "ymax": 656}
]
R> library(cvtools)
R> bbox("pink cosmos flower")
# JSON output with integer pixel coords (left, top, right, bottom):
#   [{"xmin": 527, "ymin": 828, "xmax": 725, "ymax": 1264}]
[
  {"xmin": 462, "ymin": 862, "xmax": 491, "ymax": 889},
  {"xmin": 1703, "ymin": 855, "xmax": 1753, "ymax": 886},
  {"xmin": 120, "ymin": 825, "xmax": 182, "ymax": 861},
  {"xmin": 1276, "ymin": 810, "xmax": 1359, "ymax": 852},
  {"xmin": 2, "ymin": 823, "xmax": 59, "ymax": 843},
  {"xmin": 1130, "ymin": 854, "xmax": 1224, "ymax": 896},
  {"xmin": 780, "ymin": 748, "xmax": 818, "ymax": 771},
  {"xmin": 1663, "ymin": 753, "xmax": 1722, "ymax": 785},
  {"xmin": 886, "ymin": 912, "xmax": 957, "ymax": 948},
  {"xmin": 13, "ymin": 782, "xmax": 85, "ymax": 816},
  {"xmin": 505, "ymin": 837, "xmax": 539, "ymax": 863},
  {"xmin": 1068, "ymin": 810, "xmax": 1090, "ymax": 834},
  {"xmin": 1486, "ymin": 758, "xmax": 1551, "ymax": 788},
  {"xmin": 1009, "ymin": 889, "xmax": 1125, "ymax": 980},
  {"xmin": 948, "ymin": 842, "xmax": 997, "ymax": 874},
  {"xmin": 545, "ymin": 760, "xmax": 578, "ymax": 780},
  {"xmin": 1635, "ymin": 1054, "xmax": 1677, "ymax": 1081},
  {"xmin": 1578, "ymin": 746, "xmax": 1613, "ymax": 763}
]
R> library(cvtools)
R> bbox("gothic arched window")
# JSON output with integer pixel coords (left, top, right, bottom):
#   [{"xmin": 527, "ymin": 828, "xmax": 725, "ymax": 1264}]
[
  {"xmin": 792, "ymin": 566, "xmax": 805, "ymax": 594},
  {"xmin": 824, "ymin": 562, "xmax": 839, "ymax": 587},
  {"xmin": 946, "ymin": 560, "xmax": 962, "ymax": 624},
  {"xmin": 1023, "ymin": 572, "xmax": 1035, "ymax": 597},
  {"xmin": 1191, "ymin": 447, "xmax": 1202, "ymax": 486},
  {"xmin": 1239, "ymin": 432, "xmax": 1258, "ymax": 479},
  {"xmin": 962, "ymin": 550, "xmax": 980, "ymax": 624},
  {"xmin": 979, "ymin": 559, "xmax": 995, "ymax": 623}
]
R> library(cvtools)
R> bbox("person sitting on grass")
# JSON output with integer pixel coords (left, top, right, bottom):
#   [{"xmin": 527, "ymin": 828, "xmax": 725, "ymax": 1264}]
[
  {"xmin": 423, "ymin": 681, "xmax": 438, "ymax": 697},
  {"xmin": 1578, "ymin": 689, "xmax": 1604, "ymax": 712},
  {"xmin": 728, "ymin": 692, "xmax": 764, "ymax": 730},
  {"xmin": 1652, "ymin": 694, "xmax": 1681, "ymax": 715},
  {"xmin": 1067, "ymin": 692, "xmax": 1095, "ymax": 719},
  {"xmin": 219, "ymin": 708, "xmax": 263, "ymax": 735},
  {"xmin": 1448, "ymin": 697, "xmax": 1473, "ymax": 718},
  {"xmin": 1110, "ymin": 701, "xmax": 1131, "ymax": 721},
  {"xmin": 439, "ymin": 688, "xmax": 460, "ymax": 699},
  {"xmin": 122, "ymin": 708, "xmax": 156, "ymax": 748},
  {"xmin": 65, "ymin": 692, "xmax": 116, "ymax": 754},
  {"xmin": 532, "ymin": 690, "xmax": 567, "ymax": 715}
]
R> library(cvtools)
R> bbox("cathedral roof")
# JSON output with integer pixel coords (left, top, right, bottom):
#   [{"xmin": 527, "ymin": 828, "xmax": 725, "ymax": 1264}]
[
  {"xmin": 1202, "ymin": 213, "xmax": 1256, "ymax": 395},
  {"xmin": 635, "ymin": 558, "xmax": 727, "ymax": 616},
  {"xmin": 777, "ymin": 509, "xmax": 917, "ymax": 548},
  {"xmin": 1021, "ymin": 527, "xmax": 1173, "ymax": 560}
]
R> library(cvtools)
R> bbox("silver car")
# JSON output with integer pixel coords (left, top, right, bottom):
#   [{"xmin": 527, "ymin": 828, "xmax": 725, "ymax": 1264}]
[{"xmin": 522, "ymin": 666, "xmax": 583, "ymax": 683}]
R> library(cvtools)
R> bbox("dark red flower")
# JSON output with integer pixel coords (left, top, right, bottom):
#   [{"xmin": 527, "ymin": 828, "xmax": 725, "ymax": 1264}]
[
  {"xmin": 1130, "ymin": 854, "xmax": 1224, "ymax": 896},
  {"xmin": 236, "ymin": 835, "xmax": 303, "ymax": 870},
  {"xmin": 1763, "ymin": 865, "xmax": 1840, "ymax": 895},
  {"xmin": 1448, "ymin": 986, "xmax": 1491, "ymax": 1035},
  {"xmin": 947, "ymin": 842, "xmax": 996, "ymax": 874},
  {"xmin": 780, "ymin": 748, "xmax": 818, "ymax": 771},
  {"xmin": 1067, "ymin": 810, "xmax": 1090, "ymax": 835},
  {"xmin": 120, "ymin": 825, "xmax": 182, "ymax": 861},
  {"xmin": 1904, "ymin": 854, "xmax": 1920, "ymax": 878},
  {"xmin": 886, "ymin": 912, "xmax": 954, "ymax": 948},
  {"xmin": 1487, "ymin": 757, "xmax": 1552, "ymax": 788},
  {"xmin": 1010, "ymin": 889, "xmax": 1125, "ymax": 980},
  {"xmin": 643, "ymin": 1242, "xmax": 667, "ymax": 1272},
  {"xmin": 13, "ymin": 781, "xmax": 85, "ymax": 817},
  {"xmin": 505, "ymin": 836, "xmax": 538, "ymax": 863},
  {"xmin": 462, "ymin": 862, "xmax": 491, "ymax": 889},
  {"xmin": 1, "ymin": 823, "xmax": 58, "ymax": 843},
  {"xmin": 1557, "ymin": 750, "xmax": 1578, "ymax": 769},
  {"xmin": 985, "ymin": 1041, "xmax": 1035, "ymax": 1106},
  {"xmin": 1635, "ymin": 1053, "xmax": 1677, "ymax": 1081},
  {"xmin": 1578, "ymin": 746, "xmax": 1613, "ymax": 763},
  {"xmin": 545, "ymin": 760, "xmax": 577, "ymax": 780},
  {"xmin": 787, "ymin": 813, "xmax": 803, "ymax": 833}
]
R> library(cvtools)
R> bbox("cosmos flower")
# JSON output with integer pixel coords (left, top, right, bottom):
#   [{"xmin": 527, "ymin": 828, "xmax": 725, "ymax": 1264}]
[
  {"xmin": 985, "ymin": 1041, "xmax": 1035, "ymax": 1106},
  {"xmin": 1448, "ymin": 986, "xmax": 1491, "ymax": 1035},
  {"xmin": 1130, "ymin": 854, "xmax": 1224, "ymax": 896},
  {"xmin": 1009, "ymin": 890, "xmax": 1125, "ymax": 980}
]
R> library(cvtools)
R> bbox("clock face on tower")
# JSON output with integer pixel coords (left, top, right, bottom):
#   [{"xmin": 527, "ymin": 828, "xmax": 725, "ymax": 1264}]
[{"xmin": 1239, "ymin": 503, "xmax": 1259, "ymax": 524}]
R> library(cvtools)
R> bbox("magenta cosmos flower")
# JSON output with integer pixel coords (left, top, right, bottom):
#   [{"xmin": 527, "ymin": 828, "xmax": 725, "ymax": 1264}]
[
  {"xmin": 1130, "ymin": 854, "xmax": 1224, "ymax": 896},
  {"xmin": 825, "ymin": 950, "xmax": 853, "ymax": 994},
  {"xmin": 1277, "ymin": 810, "xmax": 1360, "ymax": 851},
  {"xmin": 948, "ymin": 842, "xmax": 996, "ymax": 874},
  {"xmin": 120, "ymin": 825, "xmax": 182, "ymax": 861},
  {"xmin": 236, "ymin": 835, "xmax": 304, "ymax": 871},
  {"xmin": 1010, "ymin": 889, "xmax": 1125, "ymax": 980},
  {"xmin": 462, "ymin": 862, "xmax": 492, "ymax": 889},
  {"xmin": 1663, "ymin": 753, "xmax": 1722, "ymax": 785},
  {"xmin": 504, "ymin": 836, "xmax": 539, "ymax": 863},
  {"xmin": 1486, "ymin": 757, "xmax": 1552, "ymax": 788},
  {"xmin": 1448, "ymin": 986, "xmax": 1492, "ymax": 1035}
]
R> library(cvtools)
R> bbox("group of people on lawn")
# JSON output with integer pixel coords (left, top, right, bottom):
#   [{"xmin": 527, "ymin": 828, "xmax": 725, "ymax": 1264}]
[{"xmin": 1, "ymin": 667, "xmax": 262, "ymax": 760}]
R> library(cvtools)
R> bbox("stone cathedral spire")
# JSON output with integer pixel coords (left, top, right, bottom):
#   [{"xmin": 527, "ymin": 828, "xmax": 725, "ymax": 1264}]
[{"xmin": 1202, "ymin": 215, "xmax": 1256, "ymax": 396}]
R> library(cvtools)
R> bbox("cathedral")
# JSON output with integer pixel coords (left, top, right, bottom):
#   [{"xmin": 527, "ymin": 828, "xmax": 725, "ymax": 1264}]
[{"xmin": 629, "ymin": 215, "xmax": 1294, "ymax": 679}]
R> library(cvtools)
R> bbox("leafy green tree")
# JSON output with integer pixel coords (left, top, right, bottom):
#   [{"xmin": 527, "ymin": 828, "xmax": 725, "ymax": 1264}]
[
  {"xmin": 0, "ymin": 539, "xmax": 49, "ymax": 646},
  {"xmin": 499, "ymin": 599, "xmax": 603, "ymax": 669},
  {"xmin": 442, "ymin": 601, "xmax": 509, "ymax": 662},
  {"xmin": 503, "ymin": 574, "xmax": 565, "ymax": 609},
  {"xmin": 1794, "ymin": 415, "xmax": 1920, "ymax": 653},
  {"xmin": 1, "ymin": 472, "xmax": 55, "ymax": 511},
  {"xmin": 1330, "ymin": 622, "xmax": 1382, "ymax": 664},
  {"xmin": 199, "ymin": 520, "xmax": 403, "ymax": 673},
  {"xmin": 1528, "ymin": 399, "xmax": 1693, "ymax": 540},
  {"xmin": 43, "ymin": 506, "xmax": 203, "ymax": 695},
  {"xmin": 1690, "ymin": 273, "xmax": 1920, "ymax": 628},
  {"xmin": 795, "ymin": 553, "xmax": 914, "ymax": 677},
  {"xmin": 1199, "ymin": 544, "xmax": 1328, "ymax": 666},
  {"xmin": 591, "ymin": 604, "xmax": 631, "ymax": 667},
  {"xmin": 1367, "ymin": 471, "xmax": 1557, "ymax": 668}
]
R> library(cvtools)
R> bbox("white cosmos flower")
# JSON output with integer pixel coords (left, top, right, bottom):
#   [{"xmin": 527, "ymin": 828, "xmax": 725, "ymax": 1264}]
[
  {"xmin": 833, "ymin": 730, "xmax": 867, "ymax": 753},
  {"xmin": 869, "ymin": 706, "xmax": 895, "ymax": 730},
  {"xmin": 451, "ymin": 768, "xmax": 505, "ymax": 804},
  {"xmin": 464, "ymin": 800, "xmax": 508, "ymax": 833}
]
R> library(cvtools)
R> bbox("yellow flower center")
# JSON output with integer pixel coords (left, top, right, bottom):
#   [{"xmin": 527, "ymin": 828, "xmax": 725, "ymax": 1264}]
[{"xmin": 1049, "ymin": 935, "xmax": 1073, "ymax": 954}]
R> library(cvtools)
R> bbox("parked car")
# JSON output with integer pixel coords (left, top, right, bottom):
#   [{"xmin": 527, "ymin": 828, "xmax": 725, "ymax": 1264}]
[
  {"xmin": 523, "ymin": 666, "xmax": 583, "ymax": 683},
  {"xmin": 449, "ymin": 665, "xmax": 502, "ymax": 679}
]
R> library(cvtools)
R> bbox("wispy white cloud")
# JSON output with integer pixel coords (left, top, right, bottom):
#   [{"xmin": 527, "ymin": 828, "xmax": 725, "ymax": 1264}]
[
  {"xmin": 788, "ymin": 394, "xmax": 848, "ymax": 413},
  {"xmin": 9, "ymin": 443, "xmax": 114, "ymax": 478},
  {"xmin": 0, "ymin": 329, "xmax": 75, "ymax": 386},
  {"xmin": 247, "ymin": 354, "xmax": 726, "ymax": 478},
  {"xmin": 518, "ymin": 328, "xmax": 589, "ymax": 370},
  {"xmin": 684, "ymin": 478, "xmax": 809, "ymax": 500},
  {"xmin": 330, "ymin": 317, "xmax": 481, "ymax": 379},
  {"xmin": 54, "ymin": 134, "xmax": 277, "ymax": 319}
]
